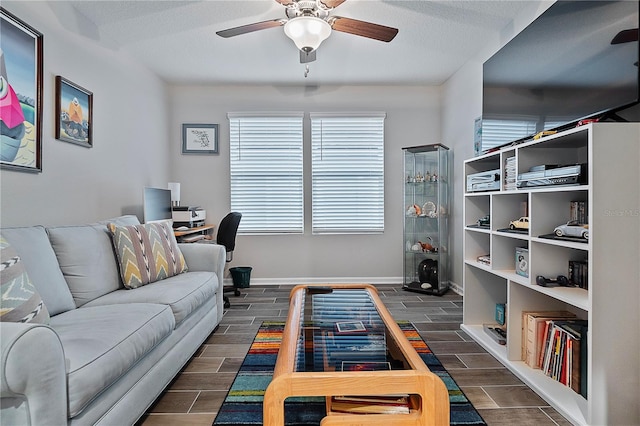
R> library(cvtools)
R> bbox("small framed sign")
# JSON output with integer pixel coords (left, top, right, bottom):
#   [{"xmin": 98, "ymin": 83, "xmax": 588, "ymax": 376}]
[{"xmin": 182, "ymin": 123, "xmax": 218, "ymax": 154}]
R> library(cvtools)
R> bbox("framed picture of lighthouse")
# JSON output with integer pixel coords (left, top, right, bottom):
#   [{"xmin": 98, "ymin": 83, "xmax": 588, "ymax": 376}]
[
  {"xmin": 0, "ymin": 8, "xmax": 43, "ymax": 173},
  {"xmin": 55, "ymin": 76, "xmax": 93, "ymax": 148}
]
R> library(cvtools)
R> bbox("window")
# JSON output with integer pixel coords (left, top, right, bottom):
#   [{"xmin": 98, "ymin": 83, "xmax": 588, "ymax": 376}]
[
  {"xmin": 482, "ymin": 115, "xmax": 570, "ymax": 150},
  {"xmin": 310, "ymin": 113, "xmax": 385, "ymax": 234},
  {"xmin": 228, "ymin": 113, "xmax": 304, "ymax": 234},
  {"xmin": 481, "ymin": 117, "xmax": 538, "ymax": 150}
]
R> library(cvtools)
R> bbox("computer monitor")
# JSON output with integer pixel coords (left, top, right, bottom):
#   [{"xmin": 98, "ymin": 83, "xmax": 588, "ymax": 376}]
[{"xmin": 143, "ymin": 187, "xmax": 172, "ymax": 223}]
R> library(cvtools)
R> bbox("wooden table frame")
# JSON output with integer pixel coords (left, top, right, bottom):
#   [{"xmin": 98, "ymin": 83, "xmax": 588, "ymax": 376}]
[{"xmin": 263, "ymin": 283, "xmax": 449, "ymax": 426}]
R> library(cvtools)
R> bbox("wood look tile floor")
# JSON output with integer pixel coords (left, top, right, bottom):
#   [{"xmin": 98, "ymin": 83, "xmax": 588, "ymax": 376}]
[{"xmin": 137, "ymin": 285, "xmax": 573, "ymax": 426}]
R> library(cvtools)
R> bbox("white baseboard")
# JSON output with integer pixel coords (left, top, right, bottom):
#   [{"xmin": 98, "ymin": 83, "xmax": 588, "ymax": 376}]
[
  {"xmin": 449, "ymin": 281, "xmax": 463, "ymax": 295},
  {"xmin": 224, "ymin": 276, "xmax": 404, "ymax": 286},
  {"xmin": 224, "ymin": 276, "xmax": 464, "ymax": 296}
]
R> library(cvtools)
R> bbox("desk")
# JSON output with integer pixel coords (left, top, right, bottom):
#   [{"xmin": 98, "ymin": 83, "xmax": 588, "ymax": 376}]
[
  {"xmin": 263, "ymin": 284, "xmax": 449, "ymax": 426},
  {"xmin": 174, "ymin": 225, "xmax": 215, "ymax": 243}
]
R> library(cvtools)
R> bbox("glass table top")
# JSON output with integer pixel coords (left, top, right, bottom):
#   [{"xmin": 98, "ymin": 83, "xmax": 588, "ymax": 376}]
[{"xmin": 294, "ymin": 287, "xmax": 408, "ymax": 373}]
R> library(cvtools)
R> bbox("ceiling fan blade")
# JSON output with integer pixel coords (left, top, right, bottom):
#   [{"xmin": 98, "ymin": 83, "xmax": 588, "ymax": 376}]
[
  {"xmin": 300, "ymin": 49, "xmax": 316, "ymax": 63},
  {"xmin": 216, "ymin": 19, "xmax": 285, "ymax": 38},
  {"xmin": 320, "ymin": 0, "xmax": 347, "ymax": 9},
  {"xmin": 611, "ymin": 28, "xmax": 639, "ymax": 45},
  {"xmin": 274, "ymin": 0, "xmax": 295, "ymax": 5},
  {"xmin": 330, "ymin": 16, "xmax": 398, "ymax": 42}
]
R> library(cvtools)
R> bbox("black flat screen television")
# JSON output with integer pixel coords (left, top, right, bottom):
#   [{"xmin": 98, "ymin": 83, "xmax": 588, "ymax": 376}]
[
  {"xmin": 482, "ymin": 0, "xmax": 639, "ymax": 151},
  {"xmin": 143, "ymin": 187, "xmax": 172, "ymax": 224}
]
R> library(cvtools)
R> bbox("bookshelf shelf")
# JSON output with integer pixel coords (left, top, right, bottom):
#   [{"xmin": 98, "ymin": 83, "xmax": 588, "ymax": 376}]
[{"xmin": 463, "ymin": 123, "xmax": 640, "ymax": 426}]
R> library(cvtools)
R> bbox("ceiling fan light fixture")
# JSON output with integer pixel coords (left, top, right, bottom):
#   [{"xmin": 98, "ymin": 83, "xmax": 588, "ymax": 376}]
[{"xmin": 284, "ymin": 16, "xmax": 331, "ymax": 52}]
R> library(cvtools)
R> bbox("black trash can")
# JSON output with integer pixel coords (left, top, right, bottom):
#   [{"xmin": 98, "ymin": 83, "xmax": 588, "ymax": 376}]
[{"xmin": 229, "ymin": 267, "xmax": 252, "ymax": 288}]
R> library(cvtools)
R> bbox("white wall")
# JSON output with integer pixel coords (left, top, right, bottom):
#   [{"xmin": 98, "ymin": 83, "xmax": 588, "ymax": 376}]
[
  {"xmin": 168, "ymin": 85, "xmax": 441, "ymax": 283},
  {"xmin": 442, "ymin": 1, "xmax": 553, "ymax": 290},
  {"xmin": 0, "ymin": 2, "xmax": 170, "ymax": 227},
  {"xmin": 1, "ymin": 0, "xmax": 554, "ymax": 288}
]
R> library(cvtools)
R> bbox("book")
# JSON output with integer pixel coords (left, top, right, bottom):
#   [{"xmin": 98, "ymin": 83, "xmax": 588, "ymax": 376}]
[
  {"xmin": 341, "ymin": 361, "xmax": 391, "ymax": 372},
  {"xmin": 331, "ymin": 395, "xmax": 410, "ymax": 414},
  {"xmin": 336, "ymin": 321, "xmax": 366, "ymax": 333}
]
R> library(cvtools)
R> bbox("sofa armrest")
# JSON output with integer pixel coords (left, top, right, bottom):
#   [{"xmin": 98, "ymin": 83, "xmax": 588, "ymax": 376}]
[
  {"xmin": 179, "ymin": 243, "xmax": 226, "ymax": 319},
  {"xmin": 1, "ymin": 322, "xmax": 67, "ymax": 426}
]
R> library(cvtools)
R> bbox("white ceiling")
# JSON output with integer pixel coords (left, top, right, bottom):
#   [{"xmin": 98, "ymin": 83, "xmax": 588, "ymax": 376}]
[{"xmin": 51, "ymin": 0, "xmax": 535, "ymax": 86}]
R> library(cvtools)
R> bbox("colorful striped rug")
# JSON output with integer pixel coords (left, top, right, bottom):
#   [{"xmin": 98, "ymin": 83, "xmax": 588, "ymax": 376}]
[{"xmin": 213, "ymin": 321, "xmax": 486, "ymax": 425}]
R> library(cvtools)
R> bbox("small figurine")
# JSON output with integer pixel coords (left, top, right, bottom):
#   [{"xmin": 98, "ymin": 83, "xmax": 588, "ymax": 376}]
[
  {"xmin": 419, "ymin": 237, "xmax": 434, "ymax": 252},
  {"xmin": 423, "ymin": 201, "xmax": 436, "ymax": 217}
]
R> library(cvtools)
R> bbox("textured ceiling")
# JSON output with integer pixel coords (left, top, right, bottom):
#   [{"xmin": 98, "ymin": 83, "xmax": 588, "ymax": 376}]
[{"xmin": 52, "ymin": 0, "xmax": 534, "ymax": 86}]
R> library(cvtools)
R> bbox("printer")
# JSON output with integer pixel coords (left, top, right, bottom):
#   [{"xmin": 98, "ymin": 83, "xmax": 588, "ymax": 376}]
[{"xmin": 172, "ymin": 206, "xmax": 206, "ymax": 228}]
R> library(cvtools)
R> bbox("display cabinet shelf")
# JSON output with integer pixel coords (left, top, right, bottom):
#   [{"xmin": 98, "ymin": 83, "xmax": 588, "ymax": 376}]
[{"xmin": 463, "ymin": 123, "xmax": 640, "ymax": 426}]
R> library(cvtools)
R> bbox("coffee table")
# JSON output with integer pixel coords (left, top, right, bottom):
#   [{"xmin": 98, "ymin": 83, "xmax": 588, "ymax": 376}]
[{"xmin": 263, "ymin": 284, "xmax": 449, "ymax": 426}]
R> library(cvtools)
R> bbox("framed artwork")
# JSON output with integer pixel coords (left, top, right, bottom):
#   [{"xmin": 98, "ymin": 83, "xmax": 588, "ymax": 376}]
[
  {"xmin": 0, "ymin": 8, "xmax": 43, "ymax": 173},
  {"xmin": 182, "ymin": 123, "xmax": 218, "ymax": 154},
  {"xmin": 55, "ymin": 76, "xmax": 93, "ymax": 148}
]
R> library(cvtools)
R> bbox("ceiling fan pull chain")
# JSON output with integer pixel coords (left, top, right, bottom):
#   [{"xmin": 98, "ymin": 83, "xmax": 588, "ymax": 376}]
[{"xmin": 304, "ymin": 64, "xmax": 310, "ymax": 78}]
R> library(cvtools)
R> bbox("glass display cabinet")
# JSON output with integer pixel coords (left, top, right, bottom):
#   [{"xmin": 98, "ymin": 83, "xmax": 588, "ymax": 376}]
[{"xmin": 402, "ymin": 144, "xmax": 450, "ymax": 296}]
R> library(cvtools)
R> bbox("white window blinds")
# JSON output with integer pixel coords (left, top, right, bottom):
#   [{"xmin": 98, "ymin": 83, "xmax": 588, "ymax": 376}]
[
  {"xmin": 310, "ymin": 113, "xmax": 385, "ymax": 234},
  {"xmin": 481, "ymin": 117, "xmax": 538, "ymax": 150},
  {"xmin": 228, "ymin": 113, "xmax": 304, "ymax": 234}
]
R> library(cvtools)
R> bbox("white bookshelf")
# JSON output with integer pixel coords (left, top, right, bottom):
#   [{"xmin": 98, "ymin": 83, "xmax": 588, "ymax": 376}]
[{"xmin": 462, "ymin": 123, "xmax": 640, "ymax": 426}]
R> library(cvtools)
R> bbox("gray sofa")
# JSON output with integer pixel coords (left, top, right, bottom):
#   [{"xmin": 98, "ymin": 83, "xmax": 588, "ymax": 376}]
[{"xmin": 1, "ymin": 215, "xmax": 226, "ymax": 425}]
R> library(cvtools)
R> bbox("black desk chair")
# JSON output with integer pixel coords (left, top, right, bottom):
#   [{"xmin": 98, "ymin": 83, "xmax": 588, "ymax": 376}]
[{"xmin": 216, "ymin": 212, "xmax": 242, "ymax": 308}]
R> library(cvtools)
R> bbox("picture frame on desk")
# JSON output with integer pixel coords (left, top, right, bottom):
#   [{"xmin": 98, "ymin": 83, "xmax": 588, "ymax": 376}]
[{"xmin": 182, "ymin": 123, "xmax": 218, "ymax": 154}]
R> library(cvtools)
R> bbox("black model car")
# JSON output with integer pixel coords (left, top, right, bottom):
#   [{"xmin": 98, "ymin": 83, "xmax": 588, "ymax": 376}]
[{"xmin": 477, "ymin": 215, "xmax": 490, "ymax": 227}]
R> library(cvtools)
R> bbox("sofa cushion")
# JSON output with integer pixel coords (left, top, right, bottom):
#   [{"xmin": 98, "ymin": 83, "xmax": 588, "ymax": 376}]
[
  {"xmin": 49, "ymin": 303, "xmax": 174, "ymax": 417},
  {"xmin": 46, "ymin": 215, "xmax": 142, "ymax": 307},
  {"xmin": 0, "ymin": 226, "xmax": 76, "ymax": 315},
  {"xmin": 83, "ymin": 271, "xmax": 216, "ymax": 325},
  {"xmin": 47, "ymin": 224, "xmax": 124, "ymax": 307},
  {"xmin": 93, "ymin": 215, "xmax": 141, "ymax": 227},
  {"xmin": 0, "ymin": 236, "xmax": 50, "ymax": 324},
  {"xmin": 108, "ymin": 221, "xmax": 188, "ymax": 289}
]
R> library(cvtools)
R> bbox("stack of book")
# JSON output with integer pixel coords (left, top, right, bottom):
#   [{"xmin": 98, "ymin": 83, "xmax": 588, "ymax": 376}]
[
  {"xmin": 330, "ymin": 395, "xmax": 410, "ymax": 414},
  {"xmin": 505, "ymin": 157, "xmax": 517, "ymax": 191},
  {"xmin": 568, "ymin": 260, "xmax": 588, "ymax": 290},
  {"xmin": 539, "ymin": 319, "xmax": 588, "ymax": 398},
  {"xmin": 569, "ymin": 201, "xmax": 588, "ymax": 224},
  {"xmin": 522, "ymin": 311, "xmax": 588, "ymax": 398},
  {"xmin": 522, "ymin": 311, "xmax": 576, "ymax": 370}
]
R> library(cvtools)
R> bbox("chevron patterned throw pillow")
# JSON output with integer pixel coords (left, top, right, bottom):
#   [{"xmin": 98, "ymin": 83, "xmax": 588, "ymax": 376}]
[
  {"xmin": 0, "ymin": 236, "xmax": 50, "ymax": 324},
  {"xmin": 108, "ymin": 221, "xmax": 188, "ymax": 289}
]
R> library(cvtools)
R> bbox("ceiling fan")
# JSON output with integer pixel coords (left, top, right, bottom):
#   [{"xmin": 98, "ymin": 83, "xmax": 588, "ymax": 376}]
[
  {"xmin": 611, "ymin": 28, "xmax": 639, "ymax": 67},
  {"xmin": 216, "ymin": 0, "xmax": 398, "ymax": 64}
]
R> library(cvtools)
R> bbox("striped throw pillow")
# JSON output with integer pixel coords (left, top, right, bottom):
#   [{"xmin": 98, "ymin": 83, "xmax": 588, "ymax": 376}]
[
  {"xmin": 0, "ymin": 236, "xmax": 50, "ymax": 324},
  {"xmin": 108, "ymin": 221, "xmax": 188, "ymax": 289}
]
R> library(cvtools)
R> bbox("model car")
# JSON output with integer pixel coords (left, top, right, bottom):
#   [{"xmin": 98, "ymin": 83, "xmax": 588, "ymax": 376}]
[
  {"xmin": 509, "ymin": 217, "xmax": 529, "ymax": 230},
  {"xmin": 477, "ymin": 215, "xmax": 490, "ymax": 227},
  {"xmin": 554, "ymin": 220, "xmax": 589, "ymax": 240}
]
